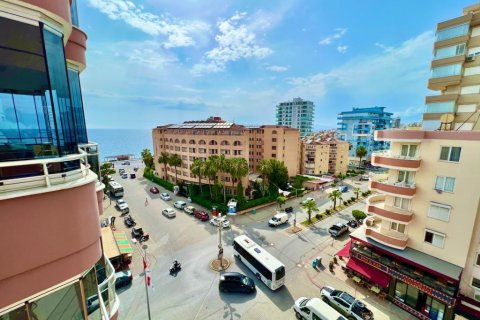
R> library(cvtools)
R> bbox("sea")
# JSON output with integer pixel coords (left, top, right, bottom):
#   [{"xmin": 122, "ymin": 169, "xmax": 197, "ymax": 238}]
[{"xmin": 87, "ymin": 129, "xmax": 153, "ymax": 162}]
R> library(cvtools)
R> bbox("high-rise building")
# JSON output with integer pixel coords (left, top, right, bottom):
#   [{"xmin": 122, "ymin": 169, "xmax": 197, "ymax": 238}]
[
  {"xmin": 0, "ymin": 1, "xmax": 119, "ymax": 319},
  {"xmin": 301, "ymin": 133, "xmax": 349, "ymax": 176},
  {"xmin": 424, "ymin": 3, "xmax": 480, "ymax": 131},
  {"xmin": 275, "ymin": 98, "xmax": 315, "ymax": 137},
  {"xmin": 337, "ymin": 106, "xmax": 393, "ymax": 158},
  {"xmin": 152, "ymin": 117, "xmax": 300, "ymax": 193},
  {"xmin": 392, "ymin": 117, "xmax": 401, "ymax": 129}
]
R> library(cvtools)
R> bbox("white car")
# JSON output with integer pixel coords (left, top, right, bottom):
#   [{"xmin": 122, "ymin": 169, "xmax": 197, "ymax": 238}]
[
  {"xmin": 320, "ymin": 286, "xmax": 374, "ymax": 320},
  {"xmin": 160, "ymin": 193, "xmax": 171, "ymax": 201},
  {"xmin": 162, "ymin": 208, "xmax": 176, "ymax": 218},
  {"xmin": 210, "ymin": 217, "xmax": 230, "ymax": 229},
  {"xmin": 115, "ymin": 199, "xmax": 129, "ymax": 214},
  {"xmin": 174, "ymin": 200, "xmax": 187, "ymax": 209},
  {"xmin": 302, "ymin": 197, "xmax": 315, "ymax": 205},
  {"xmin": 184, "ymin": 205, "xmax": 195, "ymax": 214}
]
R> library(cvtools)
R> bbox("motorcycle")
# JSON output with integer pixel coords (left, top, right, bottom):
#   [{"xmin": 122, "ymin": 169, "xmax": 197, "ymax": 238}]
[
  {"xmin": 169, "ymin": 261, "xmax": 182, "ymax": 274},
  {"xmin": 124, "ymin": 215, "xmax": 136, "ymax": 228}
]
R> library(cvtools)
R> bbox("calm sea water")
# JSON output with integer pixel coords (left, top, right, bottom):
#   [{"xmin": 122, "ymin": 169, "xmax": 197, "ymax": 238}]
[{"xmin": 87, "ymin": 129, "xmax": 152, "ymax": 161}]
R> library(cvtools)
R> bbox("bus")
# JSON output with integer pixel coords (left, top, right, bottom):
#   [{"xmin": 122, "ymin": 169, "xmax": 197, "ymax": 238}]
[
  {"xmin": 233, "ymin": 235, "xmax": 285, "ymax": 290},
  {"xmin": 108, "ymin": 181, "xmax": 124, "ymax": 197}
]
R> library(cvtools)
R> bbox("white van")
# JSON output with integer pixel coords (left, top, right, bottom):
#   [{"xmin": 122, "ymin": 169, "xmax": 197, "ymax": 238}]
[
  {"xmin": 293, "ymin": 297, "xmax": 346, "ymax": 320},
  {"xmin": 268, "ymin": 212, "xmax": 289, "ymax": 227}
]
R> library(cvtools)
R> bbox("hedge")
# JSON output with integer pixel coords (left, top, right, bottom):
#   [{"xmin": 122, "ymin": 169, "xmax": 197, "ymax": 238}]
[
  {"xmin": 190, "ymin": 194, "xmax": 228, "ymax": 212},
  {"xmin": 143, "ymin": 171, "xmax": 174, "ymax": 191}
]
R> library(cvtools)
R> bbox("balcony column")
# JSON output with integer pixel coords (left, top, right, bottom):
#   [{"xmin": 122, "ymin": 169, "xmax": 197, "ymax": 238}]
[{"xmin": 43, "ymin": 163, "xmax": 51, "ymax": 187}]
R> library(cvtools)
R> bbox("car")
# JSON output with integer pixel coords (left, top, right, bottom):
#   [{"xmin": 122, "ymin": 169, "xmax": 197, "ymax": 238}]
[
  {"xmin": 285, "ymin": 206, "xmax": 294, "ymax": 213},
  {"xmin": 320, "ymin": 286, "xmax": 374, "ymax": 320},
  {"xmin": 121, "ymin": 173, "xmax": 128, "ymax": 179},
  {"xmin": 210, "ymin": 216, "xmax": 230, "ymax": 228},
  {"xmin": 131, "ymin": 226, "xmax": 149, "ymax": 241},
  {"xmin": 328, "ymin": 223, "xmax": 349, "ymax": 238},
  {"xmin": 173, "ymin": 200, "xmax": 187, "ymax": 209},
  {"xmin": 130, "ymin": 173, "xmax": 136, "ymax": 179},
  {"xmin": 115, "ymin": 270, "xmax": 133, "ymax": 290},
  {"xmin": 119, "ymin": 168, "xmax": 125, "ymax": 174},
  {"xmin": 149, "ymin": 187, "xmax": 159, "ymax": 194},
  {"xmin": 360, "ymin": 174, "xmax": 369, "ymax": 181},
  {"xmin": 302, "ymin": 197, "xmax": 315, "ymax": 205},
  {"xmin": 293, "ymin": 297, "xmax": 345, "ymax": 320},
  {"xmin": 347, "ymin": 219, "xmax": 359, "ymax": 228},
  {"xmin": 194, "ymin": 210, "xmax": 209, "ymax": 221},
  {"xmin": 269, "ymin": 212, "xmax": 289, "ymax": 227},
  {"xmin": 160, "ymin": 192, "xmax": 171, "ymax": 200},
  {"xmin": 122, "ymin": 161, "xmax": 130, "ymax": 165},
  {"xmin": 162, "ymin": 208, "xmax": 176, "ymax": 218},
  {"xmin": 219, "ymin": 272, "xmax": 256, "ymax": 294},
  {"xmin": 115, "ymin": 200, "xmax": 129, "ymax": 214},
  {"xmin": 184, "ymin": 205, "xmax": 196, "ymax": 215},
  {"xmin": 339, "ymin": 185, "xmax": 348, "ymax": 193}
]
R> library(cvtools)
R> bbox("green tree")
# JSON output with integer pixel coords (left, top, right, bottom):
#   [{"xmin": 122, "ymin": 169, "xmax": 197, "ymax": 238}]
[
  {"xmin": 158, "ymin": 152, "xmax": 170, "ymax": 180},
  {"xmin": 352, "ymin": 209, "xmax": 367, "ymax": 220},
  {"xmin": 266, "ymin": 159, "xmax": 289, "ymax": 195},
  {"xmin": 168, "ymin": 153, "xmax": 182, "ymax": 183},
  {"xmin": 217, "ymin": 155, "xmax": 231, "ymax": 203},
  {"xmin": 228, "ymin": 157, "xmax": 249, "ymax": 199},
  {"xmin": 329, "ymin": 189, "xmax": 343, "ymax": 210},
  {"xmin": 100, "ymin": 162, "xmax": 115, "ymax": 192},
  {"xmin": 353, "ymin": 187, "xmax": 361, "ymax": 200},
  {"xmin": 141, "ymin": 149, "xmax": 154, "ymax": 170},
  {"xmin": 356, "ymin": 146, "xmax": 367, "ymax": 168},
  {"xmin": 257, "ymin": 159, "xmax": 272, "ymax": 196},
  {"xmin": 190, "ymin": 158, "xmax": 205, "ymax": 193},
  {"xmin": 301, "ymin": 199, "xmax": 319, "ymax": 223},
  {"xmin": 236, "ymin": 180, "xmax": 246, "ymax": 206},
  {"xmin": 337, "ymin": 172, "xmax": 346, "ymax": 185},
  {"xmin": 277, "ymin": 195, "xmax": 287, "ymax": 209},
  {"xmin": 204, "ymin": 158, "xmax": 217, "ymax": 199}
]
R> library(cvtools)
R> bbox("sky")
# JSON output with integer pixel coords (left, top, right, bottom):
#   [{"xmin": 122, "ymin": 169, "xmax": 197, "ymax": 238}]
[{"xmin": 79, "ymin": 0, "xmax": 476, "ymax": 130}]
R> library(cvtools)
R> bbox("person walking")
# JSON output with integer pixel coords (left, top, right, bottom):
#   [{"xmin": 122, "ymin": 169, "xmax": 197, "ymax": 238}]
[{"xmin": 145, "ymin": 198, "xmax": 149, "ymax": 206}]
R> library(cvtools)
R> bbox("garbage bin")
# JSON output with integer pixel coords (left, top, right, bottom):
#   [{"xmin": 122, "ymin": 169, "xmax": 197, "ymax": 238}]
[
  {"xmin": 312, "ymin": 259, "xmax": 317, "ymax": 269},
  {"xmin": 252, "ymin": 209, "xmax": 256, "ymax": 214}
]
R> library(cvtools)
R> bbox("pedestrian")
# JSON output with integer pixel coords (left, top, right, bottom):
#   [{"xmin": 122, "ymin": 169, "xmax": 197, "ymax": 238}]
[
  {"xmin": 145, "ymin": 198, "xmax": 149, "ymax": 206},
  {"xmin": 110, "ymin": 216, "xmax": 116, "ymax": 227}
]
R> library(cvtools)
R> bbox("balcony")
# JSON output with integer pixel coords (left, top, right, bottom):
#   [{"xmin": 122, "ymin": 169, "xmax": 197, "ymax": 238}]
[
  {"xmin": 366, "ymin": 194, "xmax": 413, "ymax": 223},
  {"xmin": 304, "ymin": 162, "xmax": 315, "ymax": 169},
  {"xmin": 369, "ymin": 175, "xmax": 416, "ymax": 198},
  {"xmin": 428, "ymin": 74, "xmax": 462, "ymax": 91},
  {"xmin": 371, "ymin": 151, "xmax": 421, "ymax": 171},
  {"xmin": 364, "ymin": 217, "xmax": 408, "ymax": 250}
]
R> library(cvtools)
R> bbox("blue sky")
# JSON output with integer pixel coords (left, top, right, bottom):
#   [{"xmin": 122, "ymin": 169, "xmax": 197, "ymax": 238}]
[{"xmin": 79, "ymin": 0, "xmax": 474, "ymax": 130}]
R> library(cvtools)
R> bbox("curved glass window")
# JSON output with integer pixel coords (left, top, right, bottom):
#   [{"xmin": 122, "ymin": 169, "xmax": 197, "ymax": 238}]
[
  {"xmin": 68, "ymin": 69, "xmax": 88, "ymax": 144},
  {"xmin": 431, "ymin": 64, "xmax": 462, "ymax": 78},
  {"xmin": 436, "ymin": 23, "xmax": 469, "ymax": 42},
  {"xmin": 70, "ymin": 0, "xmax": 80, "ymax": 27}
]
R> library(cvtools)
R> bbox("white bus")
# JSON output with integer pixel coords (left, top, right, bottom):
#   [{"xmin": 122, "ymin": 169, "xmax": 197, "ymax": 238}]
[
  {"xmin": 108, "ymin": 181, "xmax": 124, "ymax": 197},
  {"xmin": 233, "ymin": 235, "xmax": 285, "ymax": 290}
]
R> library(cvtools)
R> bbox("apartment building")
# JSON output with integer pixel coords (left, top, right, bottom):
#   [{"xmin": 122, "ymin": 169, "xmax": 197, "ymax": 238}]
[
  {"xmin": 152, "ymin": 117, "xmax": 300, "ymax": 193},
  {"xmin": 275, "ymin": 97, "xmax": 315, "ymax": 137},
  {"xmin": 301, "ymin": 136, "xmax": 349, "ymax": 176},
  {"xmin": 424, "ymin": 3, "xmax": 480, "ymax": 131},
  {"xmin": 0, "ymin": 1, "xmax": 119, "ymax": 319},
  {"xmin": 337, "ymin": 106, "xmax": 393, "ymax": 158},
  {"xmin": 345, "ymin": 130, "xmax": 480, "ymax": 320}
]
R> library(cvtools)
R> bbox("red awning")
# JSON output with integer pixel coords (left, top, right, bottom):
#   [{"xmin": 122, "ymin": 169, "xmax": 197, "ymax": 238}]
[
  {"xmin": 336, "ymin": 240, "xmax": 352, "ymax": 258},
  {"xmin": 347, "ymin": 257, "xmax": 391, "ymax": 288}
]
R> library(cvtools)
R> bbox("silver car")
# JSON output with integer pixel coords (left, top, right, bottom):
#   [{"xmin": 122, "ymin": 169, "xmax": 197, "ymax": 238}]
[
  {"xmin": 210, "ymin": 217, "xmax": 230, "ymax": 229},
  {"xmin": 174, "ymin": 200, "xmax": 187, "ymax": 209},
  {"xmin": 160, "ymin": 192, "xmax": 171, "ymax": 201},
  {"xmin": 162, "ymin": 208, "xmax": 176, "ymax": 218}
]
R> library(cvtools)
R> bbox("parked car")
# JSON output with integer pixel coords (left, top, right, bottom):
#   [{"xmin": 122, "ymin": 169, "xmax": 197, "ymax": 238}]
[
  {"xmin": 347, "ymin": 220, "xmax": 359, "ymax": 228},
  {"xmin": 321, "ymin": 286, "xmax": 374, "ymax": 320},
  {"xmin": 173, "ymin": 200, "xmax": 187, "ymax": 209},
  {"xmin": 194, "ymin": 210, "xmax": 209, "ymax": 221},
  {"xmin": 285, "ymin": 206, "xmax": 294, "ymax": 213},
  {"xmin": 360, "ymin": 174, "xmax": 370, "ymax": 181},
  {"xmin": 210, "ymin": 216, "xmax": 230, "ymax": 228},
  {"xmin": 269, "ymin": 212, "xmax": 289, "ymax": 227},
  {"xmin": 302, "ymin": 197, "xmax": 315, "ymax": 205},
  {"xmin": 122, "ymin": 161, "xmax": 130, "ymax": 165},
  {"xmin": 115, "ymin": 199, "xmax": 129, "ymax": 214},
  {"xmin": 131, "ymin": 226, "xmax": 149, "ymax": 241},
  {"xmin": 219, "ymin": 272, "xmax": 256, "ymax": 294},
  {"xmin": 293, "ymin": 297, "xmax": 345, "ymax": 320},
  {"xmin": 121, "ymin": 173, "xmax": 128, "ymax": 179},
  {"xmin": 162, "ymin": 208, "xmax": 176, "ymax": 218},
  {"xmin": 119, "ymin": 168, "xmax": 125, "ymax": 174},
  {"xmin": 130, "ymin": 173, "xmax": 136, "ymax": 179},
  {"xmin": 115, "ymin": 270, "xmax": 133, "ymax": 290},
  {"xmin": 328, "ymin": 223, "xmax": 349, "ymax": 238},
  {"xmin": 124, "ymin": 215, "xmax": 136, "ymax": 228},
  {"xmin": 160, "ymin": 192, "xmax": 171, "ymax": 200},
  {"xmin": 338, "ymin": 185, "xmax": 348, "ymax": 193},
  {"xmin": 184, "ymin": 205, "xmax": 196, "ymax": 215},
  {"xmin": 150, "ymin": 187, "xmax": 159, "ymax": 194}
]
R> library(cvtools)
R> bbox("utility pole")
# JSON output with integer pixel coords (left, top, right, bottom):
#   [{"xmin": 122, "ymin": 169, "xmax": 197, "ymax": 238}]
[
  {"xmin": 142, "ymin": 244, "xmax": 152, "ymax": 320},
  {"xmin": 217, "ymin": 213, "xmax": 224, "ymax": 267}
]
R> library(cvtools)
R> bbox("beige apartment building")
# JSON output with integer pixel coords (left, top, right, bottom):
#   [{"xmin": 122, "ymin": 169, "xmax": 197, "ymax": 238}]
[
  {"xmin": 152, "ymin": 117, "xmax": 300, "ymax": 194},
  {"xmin": 424, "ymin": 3, "xmax": 480, "ymax": 131},
  {"xmin": 301, "ymin": 137, "xmax": 348, "ymax": 176}
]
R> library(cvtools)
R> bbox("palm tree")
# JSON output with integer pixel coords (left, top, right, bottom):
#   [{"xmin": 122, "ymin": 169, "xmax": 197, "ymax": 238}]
[
  {"xmin": 353, "ymin": 187, "xmax": 361, "ymax": 200},
  {"xmin": 168, "ymin": 153, "xmax": 182, "ymax": 183},
  {"xmin": 228, "ymin": 157, "xmax": 249, "ymax": 198},
  {"xmin": 190, "ymin": 158, "xmax": 205, "ymax": 193},
  {"xmin": 329, "ymin": 189, "xmax": 343, "ymax": 210},
  {"xmin": 158, "ymin": 152, "xmax": 170, "ymax": 180},
  {"xmin": 301, "ymin": 199, "xmax": 319, "ymax": 223},
  {"xmin": 337, "ymin": 172, "xmax": 346, "ymax": 185},
  {"xmin": 204, "ymin": 158, "xmax": 217, "ymax": 198},
  {"xmin": 257, "ymin": 159, "xmax": 271, "ymax": 196},
  {"xmin": 216, "ymin": 155, "xmax": 231, "ymax": 202},
  {"xmin": 356, "ymin": 146, "xmax": 367, "ymax": 168}
]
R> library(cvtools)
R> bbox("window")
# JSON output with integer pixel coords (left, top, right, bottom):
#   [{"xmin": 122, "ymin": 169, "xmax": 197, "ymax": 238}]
[
  {"xmin": 435, "ymin": 176, "xmax": 455, "ymax": 192},
  {"xmin": 232, "ymin": 241, "xmax": 272, "ymax": 280},
  {"xmin": 439, "ymin": 146, "xmax": 461, "ymax": 162},
  {"xmin": 397, "ymin": 171, "xmax": 415, "ymax": 184},
  {"xmin": 390, "ymin": 222, "xmax": 406, "ymax": 233},
  {"xmin": 472, "ymin": 277, "xmax": 480, "ymax": 290},
  {"xmin": 476, "ymin": 254, "xmax": 480, "ymax": 266},
  {"xmin": 394, "ymin": 197, "xmax": 410, "ymax": 210},
  {"xmin": 272, "ymin": 154, "xmax": 276, "ymax": 158},
  {"xmin": 400, "ymin": 145, "xmax": 417, "ymax": 157},
  {"xmin": 431, "ymin": 64, "xmax": 462, "ymax": 78},
  {"xmin": 424, "ymin": 230, "xmax": 445, "ymax": 247},
  {"xmin": 433, "ymin": 43, "xmax": 466, "ymax": 60},
  {"xmin": 424, "ymin": 101, "xmax": 455, "ymax": 114},
  {"xmin": 461, "ymin": 85, "xmax": 480, "ymax": 94},
  {"xmin": 428, "ymin": 203, "xmax": 451, "ymax": 221},
  {"xmin": 436, "ymin": 23, "xmax": 469, "ymax": 41}
]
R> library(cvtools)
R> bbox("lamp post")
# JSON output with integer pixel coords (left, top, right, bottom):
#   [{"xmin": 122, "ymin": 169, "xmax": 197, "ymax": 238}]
[
  {"xmin": 217, "ymin": 213, "xmax": 224, "ymax": 268},
  {"xmin": 142, "ymin": 244, "xmax": 152, "ymax": 320}
]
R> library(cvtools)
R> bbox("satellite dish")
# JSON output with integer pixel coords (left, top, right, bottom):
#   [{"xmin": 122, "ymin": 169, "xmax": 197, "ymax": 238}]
[{"xmin": 439, "ymin": 113, "xmax": 454, "ymax": 131}]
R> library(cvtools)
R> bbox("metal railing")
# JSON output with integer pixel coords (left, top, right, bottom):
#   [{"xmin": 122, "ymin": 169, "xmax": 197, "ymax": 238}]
[
  {"xmin": 372, "ymin": 150, "xmax": 421, "ymax": 161},
  {"xmin": 98, "ymin": 257, "xmax": 119, "ymax": 319},
  {"xmin": 370, "ymin": 174, "xmax": 416, "ymax": 189}
]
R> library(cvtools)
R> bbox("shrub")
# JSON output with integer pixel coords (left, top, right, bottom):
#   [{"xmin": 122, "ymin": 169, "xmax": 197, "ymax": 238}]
[
  {"xmin": 325, "ymin": 209, "xmax": 331, "ymax": 215},
  {"xmin": 315, "ymin": 213, "xmax": 322, "ymax": 220},
  {"xmin": 361, "ymin": 191, "xmax": 368, "ymax": 197},
  {"xmin": 190, "ymin": 194, "xmax": 228, "ymax": 213},
  {"xmin": 352, "ymin": 209, "xmax": 367, "ymax": 220},
  {"xmin": 343, "ymin": 201, "xmax": 348, "ymax": 206},
  {"xmin": 238, "ymin": 196, "xmax": 276, "ymax": 211},
  {"xmin": 143, "ymin": 171, "xmax": 174, "ymax": 191},
  {"xmin": 350, "ymin": 196, "xmax": 356, "ymax": 202}
]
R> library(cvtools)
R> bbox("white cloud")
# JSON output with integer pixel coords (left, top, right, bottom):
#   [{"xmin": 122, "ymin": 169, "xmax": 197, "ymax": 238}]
[
  {"xmin": 319, "ymin": 28, "xmax": 347, "ymax": 45},
  {"xmin": 86, "ymin": 0, "xmax": 209, "ymax": 48},
  {"xmin": 393, "ymin": 106, "xmax": 423, "ymax": 118},
  {"xmin": 266, "ymin": 65, "xmax": 288, "ymax": 72},
  {"xmin": 193, "ymin": 12, "xmax": 273, "ymax": 75},
  {"xmin": 375, "ymin": 42, "xmax": 394, "ymax": 52},
  {"xmin": 337, "ymin": 45, "xmax": 348, "ymax": 54}
]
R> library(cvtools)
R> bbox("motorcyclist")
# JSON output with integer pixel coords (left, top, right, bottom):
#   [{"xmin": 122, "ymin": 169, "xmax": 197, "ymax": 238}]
[{"xmin": 173, "ymin": 260, "xmax": 180, "ymax": 269}]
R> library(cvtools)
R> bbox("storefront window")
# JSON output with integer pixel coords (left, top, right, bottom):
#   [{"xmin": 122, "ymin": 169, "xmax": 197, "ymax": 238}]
[
  {"xmin": 425, "ymin": 296, "xmax": 445, "ymax": 320},
  {"xmin": 405, "ymin": 285, "xmax": 419, "ymax": 309},
  {"xmin": 395, "ymin": 280, "xmax": 407, "ymax": 301},
  {"xmin": 0, "ymin": 304, "xmax": 28, "ymax": 320},
  {"xmin": 29, "ymin": 282, "xmax": 83, "ymax": 320}
]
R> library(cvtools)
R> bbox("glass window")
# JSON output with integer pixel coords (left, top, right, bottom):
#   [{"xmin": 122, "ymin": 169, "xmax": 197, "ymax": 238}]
[
  {"xmin": 424, "ymin": 101, "xmax": 455, "ymax": 114},
  {"xmin": 29, "ymin": 282, "xmax": 83, "ymax": 320},
  {"xmin": 394, "ymin": 197, "xmax": 410, "ymax": 210},
  {"xmin": 476, "ymin": 254, "xmax": 480, "ymax": 266},
  {"xmin": 0, "ymin": 305, "xmax": 28, "ymax": 320},
  {"xmin": 431, "ymin": 64, "xmax": 462, "ymax": 78},
  {"xmin": 83, "ymin": 266, "xmax": 101, "ymax": 320},
  {"xmin": 425, "ymin": 296, "xmax": 445, "ymax": 320},
  {"xmin": 395, "ymin": 280, "xmax": 407, "ymax": 302},
  {"xmin": 472, "ymin": 277, "xmax": 480, "ymax": 289},
  {"xmin": 435, "ymin": 176, "xmax": 455, "ymax": 192},
  {"xmin": 70, "ymin": 0, "xmax": 80, "ymax": 27},
  {"xmin": 405, "ymin": 285, "xmax": 419, "ymax": 308},
  {"xmin": 436, "ymin": 23, "xmax": 469, "ymax": 41},
  {"xmin": 428, "ymin": 203, "xmax": 451, "ymax": 221},
  {"xmin": 440, "ymin": 146, "xmax": 461, "ymax": 162},
  {"xmin": 434, "ymin": 43, "xmax": 466, "ymax": 60},
  {"xmin": 424, "ymin": 230, "xmax": 445, "ymax": 247},
  {"xmin": 68, "ymin": 69, "xmax": 88, "ymax": 144}
]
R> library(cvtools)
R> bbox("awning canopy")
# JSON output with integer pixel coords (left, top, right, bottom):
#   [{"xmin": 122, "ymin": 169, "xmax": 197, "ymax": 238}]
[
  {"xmin": 101, "ymin": 228, "xmax": 133, "ymax": 258},
  {"xmin": 114, "ymin": 230, "xmax": 133, "ymax": 254},
  {"xmin": 336, "ymin": 240, "xmax": 352, "ymax": 258},
  {"xmin": 347, "ymin": 257, "xmax": 391, "ymax": 288}
]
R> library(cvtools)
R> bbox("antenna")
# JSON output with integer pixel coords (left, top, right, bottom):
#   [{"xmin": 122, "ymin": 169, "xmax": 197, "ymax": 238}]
[{"xmin": 439, "ymin": 114, "xmax": 454, "ymax": 131}]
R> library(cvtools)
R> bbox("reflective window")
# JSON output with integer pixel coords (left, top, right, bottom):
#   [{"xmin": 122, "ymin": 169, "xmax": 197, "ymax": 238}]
[
  {"xmin": 68, "ymin": 69, "xmax": 88, "ymax": 144},
  {"xmin": 29, "ymin": 283, "xmax": 83, "ymax": 320},
  {"xmin": 431, "ymin": 64, "xmax": 462, "ymax": 78},
  {"xmin": 0, "ymin": 304, "xmax": 28, "ymax": 320},
  {"xmin": 424, "ymin": 101, "xmax": 455, "ymax": 113},
  {"xmin": 433, "ymin": 43, "xmax": 466, "ymax": 60},
  {"xmin": 70, "ymin": 0, "xmax": 80, "ymax": 27},
  {"xmin": 83, "ymin": 266, "xmax": 101, "ymax": 320},
  {"xmin": 436, "ymin": 23, "xmax": 469, "ymax": 41}
]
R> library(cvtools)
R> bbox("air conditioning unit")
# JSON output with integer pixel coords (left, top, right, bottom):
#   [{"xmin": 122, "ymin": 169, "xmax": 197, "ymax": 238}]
[{"xmin": 466, "ymin": 54, "xmax": 475, "ymax": 62}]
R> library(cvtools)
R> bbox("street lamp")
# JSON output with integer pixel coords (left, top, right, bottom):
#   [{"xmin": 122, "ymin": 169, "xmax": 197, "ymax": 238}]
[
  {"xmin": 142, "ymin": 244, "xmax": 152, "ymax": 320},
  {"xmin": 217, "ymin": 213, "xmax": 224, "ymax": 268}
]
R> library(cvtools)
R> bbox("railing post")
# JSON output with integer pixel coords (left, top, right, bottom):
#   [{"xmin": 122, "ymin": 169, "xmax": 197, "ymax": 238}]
[{"xmin": 43, "ymin": 163, "xmax": 51, "ymax": 187}]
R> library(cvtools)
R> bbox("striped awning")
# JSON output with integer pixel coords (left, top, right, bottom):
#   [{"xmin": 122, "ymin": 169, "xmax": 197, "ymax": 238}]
[{"xmin": 113, "ymin": 230, "xmax": 133, "ymax": 254}]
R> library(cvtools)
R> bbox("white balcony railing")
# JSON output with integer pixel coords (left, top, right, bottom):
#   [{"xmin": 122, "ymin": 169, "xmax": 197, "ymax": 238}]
[
  {"xmin": 372, "ymin": 150, "xmax": 421, "ymax": 161},
  {"xmin": 98, "ymin": 257, "xmax": 120, "ymax": 319},
  {"xmin": 370, "ymin": 174, "xmax": 416, "ymax": 189}
]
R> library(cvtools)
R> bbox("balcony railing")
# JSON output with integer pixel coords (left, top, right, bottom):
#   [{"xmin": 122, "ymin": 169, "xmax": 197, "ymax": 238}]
[
  {"xmin": 364, "ymin": 217, "xmax": 408, "ymax": 250},
  {"xmin": 371, "ymin": 151, "xmax": 421, "ymax": 171},
  {"xmin": 369, "ymin": 175, "xmax": 416, "ymax": 198},
  {"xmin": 98, "ymin": 256, "xmax": 120, "ymax": 319},
  {"xmin": 366, "ymin": 194, "xmax": 413, "ymax": 223}
]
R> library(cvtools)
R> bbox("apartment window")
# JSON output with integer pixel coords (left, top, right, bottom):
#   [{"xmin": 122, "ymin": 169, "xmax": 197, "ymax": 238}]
[
  {"xmin": 461, "ymin": 85, "xmax": 480, "ymax": 94},
  {"xmin": 272, "ymin": 146, "xmax": 277, "ymax": 150},
  {"xmin": 272, "ymin": 154, "xmax": 276, "ymax": 158},
  {"xmin": 424, "ymin": 230, "xmax": 445, "ymax": 248},
  {"xmin": 397, "ymin": 171, "xmax": 415, "ymax": 184},
  {"xmin": 436, "ymin": 23, "xmax": 469, "ymax": 41},
  {"xmin": 428, "ymin": 203, "xmax": 451, "ymax": 222},
  {"xmin": 181, "ymin": 147, "xmax": 187, "ymax": 152},
  {"xmin": 400, "ymin": 145, "xmax": 417, "ymax": 157},
  {"xmin": 390, "ymin": 222, "xmax": 406, "ymax": 234},
  {"xmin": 476, "ymin": 254, "xmax": 480, "ymax": 266},
  {"xmin": 439, "ymin": 146, "xmax": 461, "ymax": 162},
  {"xmin": 431, "ymin": 64, "xmax": 462, "ymax": 78},
  {"xmin": 433, "ymin": 43, "xmax": 466, "ymax": 60},
  {"xmin": 424, "ymin": 101, "xmax": 455, "ymax": 114},
  {"xmin": 394, "ymin": 197, "xmax": 410, "ymax": 210},
  {"xmin": 435, "ymin": 176, "xmax": 455, "ymax": 192},
  {"xmin": 472, "ymin": 277, "xmax": 480, "ymax": 290},
  {"xmin": 272, "ymin": 138, "xmax": 277, "ymax": 142}
]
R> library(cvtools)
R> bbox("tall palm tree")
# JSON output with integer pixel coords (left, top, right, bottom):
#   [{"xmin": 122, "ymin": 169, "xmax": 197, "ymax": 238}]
[
  {"xmin": 329, "ymin": 189, "xmax": 343, "ymax": 210},
  {"xmin": 228, "ymin": 157, "xmax": 249, "ymax": 198},
  {"xmin": 257, "ymin": 159, "xmax": 271, "ymax": 196},
  {"xmin": 353, "ymin": 187, "xmax": 361, "ymax": 200},
  {"xmin": 158, "ymin": 152, "xmax": 170, "ymax": 180},
  {"xmin": 204, "ymin": 158, "xmax": 217, "ymax": 198},
  {"xmin": 216, "ymin": 155, "xmax": 231, "ymax": 202},
  {"xmin": 356, "ymin": 146, "xmax": 367, "ymax": 168},
  {"xmin": 190, "ymin": 158, "xmax": 205, "ymax": 193},
  {"xmin": 168, "ymin": 153, "xmax": 182, "ymax": 183},
  {"xmin": 301, "ymin": 199, "xmax": 319, "ymax": 223}
]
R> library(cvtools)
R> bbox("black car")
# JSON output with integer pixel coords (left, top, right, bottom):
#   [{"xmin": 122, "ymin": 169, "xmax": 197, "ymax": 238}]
[
  {"xmin": 124, "ymin": 215, "xmax": 136, "ymax": 228},
  {"xmin": 219, "ymin": 272, "xmax": 256, "ymax": 294},
  {"xmin": 285, "ymin": 206, "xmax": 293, "ymax": 213},
  {"xmin": 347, "ymin": 219, "xmax": 359, "ymax": 228},
  {"xmin": 115, "ymin": 270, "xmax": 133, "ymax": 290}
]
